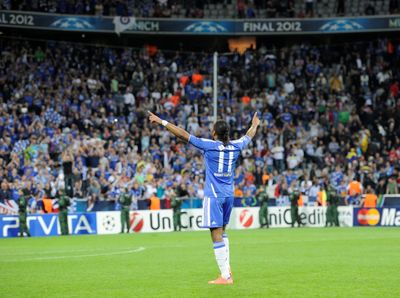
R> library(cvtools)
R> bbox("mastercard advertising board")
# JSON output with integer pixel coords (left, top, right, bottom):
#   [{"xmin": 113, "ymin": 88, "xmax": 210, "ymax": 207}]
[{"xmin": 353, "ymin": 208, "xmax": 400, "ymax": 227}]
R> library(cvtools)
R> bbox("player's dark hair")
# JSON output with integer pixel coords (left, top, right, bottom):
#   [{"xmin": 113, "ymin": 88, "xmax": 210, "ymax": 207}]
[{"xmin": 214, "ymin": 120, "xmax": 230, "ymax": 146}]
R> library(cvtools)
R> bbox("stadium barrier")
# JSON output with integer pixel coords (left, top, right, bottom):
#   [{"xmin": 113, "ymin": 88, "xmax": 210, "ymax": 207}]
[{"xmin": 0, "ymin": 206, "xmax": 356, "ymax": 238}]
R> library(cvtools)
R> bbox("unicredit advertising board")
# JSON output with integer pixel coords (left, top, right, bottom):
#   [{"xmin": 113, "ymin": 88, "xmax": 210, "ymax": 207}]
[
  {"xmin": 354, "ymin": 208, "xmax": 400, "ymax": 227},
  {"xmin": 96, "ymin": 209, "xmax": 204, "ymax": 234},
  {"xmin": 230, "ymin": 206, "xmax": 353, "ymax": 229}
]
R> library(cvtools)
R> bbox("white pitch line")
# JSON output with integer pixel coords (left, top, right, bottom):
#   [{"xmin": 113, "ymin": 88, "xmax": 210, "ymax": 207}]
[
  {"xmin": 2, "ymin": 247, "xmax": 146, "ymax": 263},
  {"xmin": 1, "ymin": 247, "xmax": 122, "ymax": 257}
]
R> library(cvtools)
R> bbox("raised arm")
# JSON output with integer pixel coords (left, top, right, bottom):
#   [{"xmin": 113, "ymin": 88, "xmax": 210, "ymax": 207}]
[
  {"xmin": 246, "ymin": 112, "xmax": 261, "ymax": 139},
  {"xmin": 148, "ymin": 111, "xmax": 190, "ymax": 143}
]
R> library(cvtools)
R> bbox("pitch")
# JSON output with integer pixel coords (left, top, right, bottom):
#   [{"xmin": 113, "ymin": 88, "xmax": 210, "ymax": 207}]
[{"xmin": 1, "ymin": 228, "xmax": 399, "ymax": 297}]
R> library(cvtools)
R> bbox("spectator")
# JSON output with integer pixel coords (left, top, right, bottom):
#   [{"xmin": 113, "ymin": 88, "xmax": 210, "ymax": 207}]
[
  {"xmin": 271, "ymin": 141, "xmax": 285, "ymax": 172},
  {"xmin": 337, "ymin": 0, "xmax": 345, "ymax": 15},
  {"xmin": 362, "ymin": 185, "xmax": 378, "ymax": 207},
  {"xmin": 266, "ymin": 1, "xmax": 277, "ymax": 18},
  {"xmin": 281, "ymin": 1, "xmax": 294, "ymax": 17},
  {"xmin": 365, "ymin": 2, "xmax": 376, "ymax": 15},
  {"xmin": 237, "ymin": 0, "xmax": 246, "ymax": 18},
  {"xmin": 0, "ymin": 37, "xmax": 399, "ymax": 215},
  {"xmin": 3, "ymin": 0, "xmax": 392, "ymax": 18},
  {"xmin": 305, "ymin": 0, "xmax": 314, "ymax": 17},
  {"xmin": 346, "ymin": 177, "xmax": 363, "ymax": 205},
  {"xmin": 386, "ymin": 176, "xmax": 399, "ymax": 194},
  {"xmin": 149, "ymin": 193, "xmax": 161, "ymax": 210},
  {"xmin": 246, "ymin": 4, "xmax": 256, "ymax": 18},
  {"xmin": 0, "ymin": 181, "xmax": 10, "ymax": 203},
  {"xmin": 390, "ymin": 0, "xmax": 399, "ymax": 14}
]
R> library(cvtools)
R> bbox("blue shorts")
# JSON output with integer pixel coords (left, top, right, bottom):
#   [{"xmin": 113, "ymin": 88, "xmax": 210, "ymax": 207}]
[{"xmin": 201, "ymin": 197, "xmax": 234, "ymax": 228}]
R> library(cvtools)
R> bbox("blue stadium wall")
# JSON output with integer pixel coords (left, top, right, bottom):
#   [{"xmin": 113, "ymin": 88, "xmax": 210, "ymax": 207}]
[{"xmin": 1, "ymin": 11, "xmax": 400, "ymax": 51}]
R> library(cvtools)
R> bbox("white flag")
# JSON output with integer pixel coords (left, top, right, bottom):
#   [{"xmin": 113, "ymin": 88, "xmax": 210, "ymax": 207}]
[{"xmin": 113, "ymin": 16, "xmax": 137, "ymax": 36}]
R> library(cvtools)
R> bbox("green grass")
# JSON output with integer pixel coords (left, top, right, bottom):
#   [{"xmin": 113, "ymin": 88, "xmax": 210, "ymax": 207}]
[{"xmin": 1, "ymin": 228, "xmax": 400, "ymax": 297}]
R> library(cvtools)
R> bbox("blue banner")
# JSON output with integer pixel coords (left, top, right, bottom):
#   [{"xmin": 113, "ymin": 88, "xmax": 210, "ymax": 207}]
[
  {"xmin": 353, "ymin": 208, "xmax": 400, "ymax": 227},
  {"xmin": 233, "ymin": 197, "xmax": 260, "ymax": 207},
  {"xmin": 0, "ymin": 10, "xmax": 400, "ymax": 35},
  {"xmin": 0, "ymin": 213, "xmax": 97, "ymax": 238}
]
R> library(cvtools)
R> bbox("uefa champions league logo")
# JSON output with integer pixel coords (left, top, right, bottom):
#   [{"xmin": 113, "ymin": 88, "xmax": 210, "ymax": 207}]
[
  {"xmin": 184, "ymin": 21, "xmax": 227, "ymax": 33},
  {"xmin": 102, "ymin": 215, "xmax": 116, "ymax": 232},
  {"xmin": 320, "ymin": 19, "xmax": 363, "ymax": 32},
  {"xmin": 50, "ymin": 17, "xmax": 94, "ymax": 30}
]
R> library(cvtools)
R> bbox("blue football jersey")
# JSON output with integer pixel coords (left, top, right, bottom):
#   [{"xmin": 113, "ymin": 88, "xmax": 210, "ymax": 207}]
[{"xmin": 189, "ymin": 135, "xmax": 251, "ymax": 198}]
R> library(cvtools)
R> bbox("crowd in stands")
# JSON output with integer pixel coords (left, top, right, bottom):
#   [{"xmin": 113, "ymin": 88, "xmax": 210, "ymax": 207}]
[
  {"xmin": 0, "ymin": 37, "xmax": 399, "ymax": 213},
  {"xmin": 2, "ymin": 0, "xmax": 398, "ymax": 18}
]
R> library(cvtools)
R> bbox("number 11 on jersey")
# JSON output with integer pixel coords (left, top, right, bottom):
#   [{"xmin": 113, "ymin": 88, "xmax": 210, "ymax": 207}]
[{"xmin": 217, "ymin": 145, "xmax": 234, "ymax": 175}]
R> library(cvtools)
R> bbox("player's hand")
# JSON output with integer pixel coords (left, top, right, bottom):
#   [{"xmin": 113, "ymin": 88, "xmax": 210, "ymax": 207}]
[
  {"xmin": 148, "ymin": 111, "xmax": 162, "ymax": 125},
  {"xmin": 252, "ymin": 112, "xmax": 260, "ymax": 127}
]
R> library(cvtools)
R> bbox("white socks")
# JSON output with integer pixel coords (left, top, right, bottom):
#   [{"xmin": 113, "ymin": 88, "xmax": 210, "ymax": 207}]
[
  {"xmin": 213, "ymin": 240, "xmax": 230, "ymax": 280},
  {"xmin": 222, "ymin": 233, "xmax": 230, "ymax": 270}
]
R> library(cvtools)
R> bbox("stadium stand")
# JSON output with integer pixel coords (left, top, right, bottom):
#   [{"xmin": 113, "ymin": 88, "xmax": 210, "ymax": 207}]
[
  {"xmin": 0, "ymin": 37, "xmax": 399, "ymax": 212},
  {"xmin": 1, "ymin": 0, "xmax": 396, "ymax": 18}
]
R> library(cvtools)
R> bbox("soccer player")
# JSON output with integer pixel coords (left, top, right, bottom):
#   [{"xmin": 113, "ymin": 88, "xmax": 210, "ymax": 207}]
[{"xmin": 148, "ymin": 111, "xmax": 260, "ymax": 285}]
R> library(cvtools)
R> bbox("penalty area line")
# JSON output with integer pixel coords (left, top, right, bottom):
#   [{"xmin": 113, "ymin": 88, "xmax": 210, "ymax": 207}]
[{"xmin": 1, "ymin": 247, "xmax": 146, "ymax": 262}]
